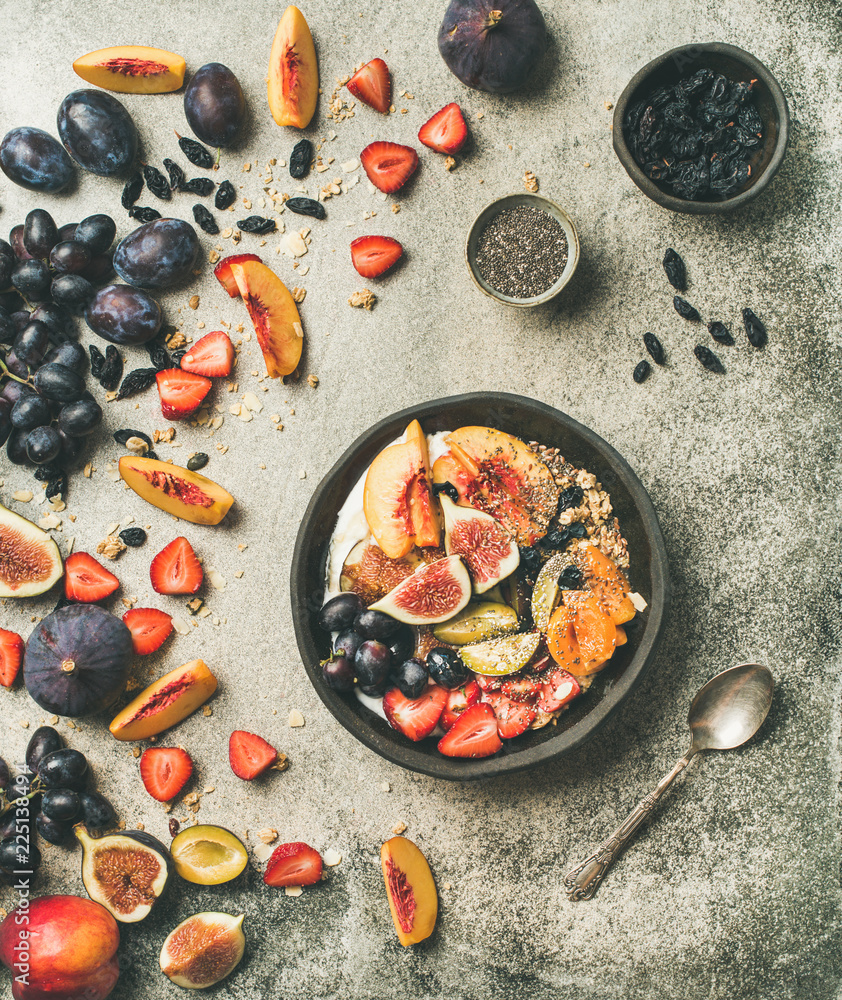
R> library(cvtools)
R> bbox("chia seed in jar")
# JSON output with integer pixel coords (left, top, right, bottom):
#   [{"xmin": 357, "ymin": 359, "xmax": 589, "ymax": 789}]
[{"xmin": 475, "ymin": 205, "xmax": 568, "ymax": 299}]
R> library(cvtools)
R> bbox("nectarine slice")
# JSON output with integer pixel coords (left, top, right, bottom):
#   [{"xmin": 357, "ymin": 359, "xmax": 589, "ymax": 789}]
[
  {"xmin": 229, "ymin": 260, "xmax": 303, "ymax": 377},
  {"xmin": 432, "ymin": 426, "xmax": 559, "ymax": 546},
  {"xmin": 73, "ymin": 46, "xmax": 186, "ymax": 93},
  {"xmin": 363, "ymin": 420, "xmax": 440, "ymax": 559},
  {"xmin": 381, "ymin": 836, "xmax": 437, "ymax": 946},
  {"xmin": 119, "ymin": 456, "xmax": 233, "ymax": 525},
  {"xmin": 268, "ymin": 6, "xmax": 319, "ymax": 129},
  {"xmin": 110, "ymin": 659, "xmax": 217, "ymax": 741},
  {"xmin": 579, "ymin": 544, "xmax": 636, "ymax": 625}
]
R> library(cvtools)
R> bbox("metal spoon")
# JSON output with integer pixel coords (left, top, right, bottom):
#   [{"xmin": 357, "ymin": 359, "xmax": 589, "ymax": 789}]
[{"xmin": 564, "ymin": 662, "xmax": 774, "ymax": 901}]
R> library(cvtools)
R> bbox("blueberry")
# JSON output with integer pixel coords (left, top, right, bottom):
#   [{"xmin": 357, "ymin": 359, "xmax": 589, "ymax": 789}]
[
  {"xmin": 427, "ymin": 647, "xmax": 468, "ymax": 689},
  {"xmin": 519, "ymin": 546, "xmax": 543, "ymax": 575},
  {"xmin": 353, "ymin": 609, "xmax": 402, "ymax": 641},
  {"xmin": 390, "ymin": 657, "xmax": 428, "ymax": 699},
  {"xmin": 318, "ymin": 593, "xmax": 363, "ymax": 633},
  {"xmin": 354, "ymin": 640, "xmax": 392, "ymax": 688}
]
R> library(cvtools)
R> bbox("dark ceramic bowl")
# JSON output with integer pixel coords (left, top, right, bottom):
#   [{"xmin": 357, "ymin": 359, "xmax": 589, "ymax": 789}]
[
  {"xmin": 290, "ymin": 394, "xmax": 671, "ymax": 780},
  {"xmin": 613, "ymin": 42, "xmax": 789, "ymax": 214}
]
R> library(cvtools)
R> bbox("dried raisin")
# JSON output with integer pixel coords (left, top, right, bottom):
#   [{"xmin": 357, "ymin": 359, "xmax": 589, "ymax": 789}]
[
  {"xmin": 662, "ymin": 248, "xmax": 686, "ymax": 291},
  {"xmin": 215, "ymin": 180, "xmax": 236, "ymax": 210},
  {"xmin": 643, "ymin": 332, "xmax": 665, "ymax": 364},
  {"xmin": 187, "ymin": 452, "xmax": 209, "ymax": 471},
  {"xmin": 142, "ymin": 164, "xmax": 171, "ymax": 201},
  {"xmin": 99, "ymin": 345, "xmax": 123, "ymax": 391},
  {"xmin": 45, "ymin": 475, "xmax": 66, "ymax": 500},
  {"xmin": 237, "ymin": 216, "xmax": 276, "ymax": 235},
  {"xmin": 286, "ymin": 197, "xmax": 326, "ymax": 220},
  {"xmin": 742, "ymin": 307, "xmax": 767, "ymax": 348},
  {"xmin": 178, "ymin": 136, "xmax": 214, "ymax": 169},
  {"xmin": 182, "ymin": 178, "xmax": 215, "ymax": 197},
  {"xmin": 163, "ymin": 158, "xmax": 186, "ymax": 191},
  {"xmin": 633, "ymin": 359, "xmax": 651, "ymax": 383},
  {"xmin": 193, "ymin": 205, "xmax": 219, "ymax": 235},
  {"xmin": 694, "ymin": 344, "xmax": 724, "ymax": 373},
  {"xmin": 707, "ymin": 321, "xmax": 734, "ymax": 345},
  {"xmin": 557, "ymin": 485, "xmax": 584, "ymax": 513},
  {"xmin": 116, "ymin": 367, "xmax": 158, "ymax": 400},
  {"xmin": 121, "ymin": 171, "xmax": 143, "ymax": 209},
  {"xmin": 673, "ymin": 296, "xmax": 700, "ymax": 322},
  {"xmin": 128, "ymin": 207, "xmax": 161, "ymax": 223},
  {"xmin": 113, "ymin": 429, "xmax": 152, "ymax": 448},
  {"xmin": 289, "ymin": 139, "xmax": 313, "ymax": 179},
  {"xmin": 119, "ymin": 527, "xmax": 147, "ymax": 547},
  {"xmin": 89, "ymin": 344, "xmax": 105, "ymax": 378}
]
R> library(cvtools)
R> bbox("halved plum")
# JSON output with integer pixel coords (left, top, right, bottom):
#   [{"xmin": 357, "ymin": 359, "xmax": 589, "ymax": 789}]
[
  {"xmin": 363, "ymin": 419, "xmax": 440, "ymax": 559},
  {"xmin": 229, "ymin": 259, "xmax": 303, "ymax": 377},
  {"xmin": 432, "ymin": 426, "xmax": 559, "ymax": 546}
]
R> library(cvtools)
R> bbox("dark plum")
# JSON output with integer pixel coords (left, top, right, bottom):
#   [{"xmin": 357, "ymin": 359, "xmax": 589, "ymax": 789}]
[
  {"xmin": 113, "ymin": 218, "xmax": 200, "ymax": 289},
  {"xmin": 322, "ymin": 654, "xmax": 356, "ymax": 692},
  {"xmin": 13, "ymin": 320, "xmax": 50, "ymax": 365},
  {"xmin": 58, "ymin": 222, "xmax": 78, "ymax": 242},
  {"xmin": 50, "ymin": 274, "xmax": 95, "ymax": 312},
  {"xmin": 57, "ymin": 89, "xmax": 138, "ymax": 176},
  {"xmin": 12, "ymin": 259, "xmax": 51, "ymax": 300},
  {"xmin": 38, "ymin": 748, "xmax": 88, "ymax": 790},
  {"xmin": 390, "ymin": 657, "xmax": 428, "ymax": 699},
  {"xmin": 333, "ymin": 628, "xmax": 363, "ymax": 660},
  {"xmin": 58, "ymin": 397, "xmax": 102, "ymax": 436},
  {"xmin": 353, "ymin": 608, "xmax": 402, "ymax": 641},
  {"xmin": 354, "ymin": 639, "xmax": 392, "ymax": 687},
  {"xmin": 86, "ymin": 283, "xmax": 162, "ymax": 345},
  {"xmin": 33, "ymin": 362, "xmax": 86, "ymax": 402},
  {"xmin": 9, "ymin": 225, "xmax": 34, "ymax": 260},
  {"xmin": 41, "ymin": 788, "xmax": 80, "ymax": 822},
  {"xmin": 6, "ymin": 427, "xmax": 31, "ymax": 464},
  {"xmin": 44, "ymin": 341, "xmax": 87, "ymax": 373},
  {"xmin": 23, "ymin": 209, "xmax": 59, "ymax": 258},
  {"xmin": 78, "ymin": 791, "xmax": 115, "ymax": 829},
  {"xmin": 36, "ymin": 811, "xmax": 69, "ymax": 845},
  {"xmin": 184, "ymin": 62, "xmax": 245, "ymax": 148},
  {"xmin": 10, "ymin": 393, "xmax": 52, "ymax": 431},
  {"xmin": 427, "ymin": 647, "xmax": 469, "ymax": 688},
  {"xmin": 318, "ymin": 592, "xmax": 363, "ymax": 632},
  {"xmin": 31, "ymin": 302, "xmax": 75, "ymax": 342},
  {"xmin": 388, "ymin": 626, "xmax": 415, "ymax": 663},
  {"xmin": 26, "ymin": 425, "xmax": 62, "ymax": 464},
  {"xmin": 0, "ymin": 126, "xmax": 75, "ymax": 192},
  {"xmin": 49, "ymin": 240, "xmax": 92, "ymax": 275},
  {"xmin": 74, "ymin": 214, "xmax": 116, "ymax": 253},
  {"xmin": 80, "ymin": 252, "xmax": 114, "ymax": 284},
  {"xmin": 26, "ymin": 725, "xmax": 64, "ymax": 772}
]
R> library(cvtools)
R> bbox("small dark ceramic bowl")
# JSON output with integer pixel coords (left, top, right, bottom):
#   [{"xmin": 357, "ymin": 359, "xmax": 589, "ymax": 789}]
[
  {"xmin": 290, "ymin": 394, "xmax": 671, "ymax": 781},
  {"xmin": 613, "ymin": 42, "xmax": 789, "ymax": 214}
]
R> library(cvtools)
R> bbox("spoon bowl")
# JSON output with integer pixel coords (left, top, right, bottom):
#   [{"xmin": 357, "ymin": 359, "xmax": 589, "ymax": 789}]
[{"xmin": 688, "ymin": 662, "xmax": 774, "ymax": 753}]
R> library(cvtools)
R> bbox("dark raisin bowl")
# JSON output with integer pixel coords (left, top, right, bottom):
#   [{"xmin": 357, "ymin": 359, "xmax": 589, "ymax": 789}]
[
  {"xmin": 613, "ymin": 42, "xmax": 789, "ymax": 214},
  {"xmin": 290, "ymin": 393, "xmax": 671, "ymax": 781}
]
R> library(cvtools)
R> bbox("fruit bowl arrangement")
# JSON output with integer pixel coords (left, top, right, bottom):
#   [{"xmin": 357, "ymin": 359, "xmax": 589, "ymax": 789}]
[{"xmin": 291, "ymin": 393, "xmax": 670, "ymax": 780}]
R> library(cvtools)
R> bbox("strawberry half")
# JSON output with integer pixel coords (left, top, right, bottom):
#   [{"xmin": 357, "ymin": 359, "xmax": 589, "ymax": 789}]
[
  {"xmin": 229, "ymin": 730, "xmax": 278, "ymax": 780},
  {"xmin": 418, "ymin": 102, "xmax": 468, "ymax": 155},
  {"xmin": 537, "ymin": 668, "xmax": 580, "ymax": 713},
  {"xmin": 213, "ymin": 253, "xmax": 262, "ymax": 297},
  {"xmin": 264, "ymin": 841, "xmax": 323, "ymax": 888},
  {"xmin": 485, "ymin": 692, "xmax": 537, "ymax": 739},
  {"xmin": 350, "ymin": 235, "xmax": 403, "ymax": 278},
  {"xmin": 139, "ymin": 746, "xmax": 193, "ymax": 802},
  {"xmin": 180, "ymin": 331, "xmax": 235, "ymax": 378},
  {"xmin": 122, "ymin": 607, "xmax": 173, "ymax": 655},
  {"xmin": 0, "ymin": 629, "xmax": 24, "ymax": 688},
  {"xmin": 346, "ymin": 58, "xmax": 391, "ymax": 114},
  {"xmin": 360, "ymin": 141, "xmax": 419, "ymax": 193},
  {"xmin": 441, "ymin": 679, "xmax": 480, "ymax": 731},
  {"xmin": 501, "ymin": 675, "xmax": 541, "ymax": 703},
  {"xmin": 64, "ymin": 552, "xmax": 119, "ymax": 602},
  {"xmin": 383, "ymin": 685, "xmax": 447, "ymax": 742},
  {"xmin": 437, "ymin": 703, "xmax": 502, "ymax": 758},
  {"xmin": 474, "ymin": 673, "xmax": 501, "ymax": 693},
  {"xmin": 156, "ymin": 368, "xmax": 212, "ymax": 421},
  {"xmin": 150, "ymin": 537, "xmax": 203, "ymax": 595}
]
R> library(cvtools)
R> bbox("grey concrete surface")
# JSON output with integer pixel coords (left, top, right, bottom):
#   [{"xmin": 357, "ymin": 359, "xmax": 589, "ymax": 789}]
[{"xmin": 1, "ymin": 1, "xmax": 841, "ymax": 998}]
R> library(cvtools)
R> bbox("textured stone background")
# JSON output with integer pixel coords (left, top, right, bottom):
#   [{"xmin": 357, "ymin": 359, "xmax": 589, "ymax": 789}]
[{"xmin": 1, "ymin": 1, "xmax": 841, "ymax": 998}]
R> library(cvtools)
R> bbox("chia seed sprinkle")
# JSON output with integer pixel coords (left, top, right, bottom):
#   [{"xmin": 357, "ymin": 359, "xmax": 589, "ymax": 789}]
[{"xmin": 475, "ymin": 205, "xmax": 568, "ymax": 299}]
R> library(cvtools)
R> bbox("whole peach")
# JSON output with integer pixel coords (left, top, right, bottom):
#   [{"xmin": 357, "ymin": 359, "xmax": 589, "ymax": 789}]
[{"xmin": 0, "ymin": 895, "xmax": 120, "ymax": 1000}]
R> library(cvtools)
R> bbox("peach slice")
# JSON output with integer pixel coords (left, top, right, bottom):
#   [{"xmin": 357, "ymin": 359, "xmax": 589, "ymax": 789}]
[
  {"xmin": 213, "ymin": 252, "xmax": 262, "ymax": 297},
  {"xmin": 109, "ymin": 659, "xmax": 217, "ymax": 742},
  {"xmin": 380, "ymin": 837, "xmax": 437, "ymax": 946},
  {"xmin": 229, "ymin": 259, "xmax": 303, "ymax": 377},
  {"xmin": 73, "ymin": 45, "xmax": 186, "ymax": 93},
  {"xmin": 268, "ymin": 6, "xmax": 319, "ymax": 129},
  {"xmin": 432, "ymin": 426, "xmax": 560, "ymax": 546},
  {"xmin": 119, "ymin": 456, "xmax": 234, "ymax": 525},
  {"xmin": 363, "ymin": 419, "xmax": 440, "ymax": 559}
]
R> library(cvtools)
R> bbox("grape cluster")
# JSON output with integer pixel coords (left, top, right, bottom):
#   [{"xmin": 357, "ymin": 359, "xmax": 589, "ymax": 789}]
[
  {"xmin": 0, "ymin": 727, "xmax": 116, "ymax": 884},
  {"xmin": 0, "ymin": 209, "xmax": 118, "ymax": 495}
]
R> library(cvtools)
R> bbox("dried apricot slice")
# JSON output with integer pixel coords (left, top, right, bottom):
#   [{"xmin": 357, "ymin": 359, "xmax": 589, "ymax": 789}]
[
  {"xmin": 546, "ymin": 604, "xmax": 580, "ymax": 673},
  {"xmin": 548, "ymin": 593, "xmax": 619, "ymax": 676},
  {"xmin": 579, "ymin": 545, "xmax": 636, "ymax": 625}
]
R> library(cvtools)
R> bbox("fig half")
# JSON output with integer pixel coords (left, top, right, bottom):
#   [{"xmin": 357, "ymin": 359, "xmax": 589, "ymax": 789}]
[
  {"xmin": 369, "ymin": 555, "xmax": 471, "ymax": 625},
  {"xmin": 0, "ymin": 503, "xmax": 63, "ymax": 597},
  {"xmin": 76, "ymin": 824, "xmax": 171, "ymax": 923},
  {"xmin": 160, "ymin": 911, "xmax": 245, "ymax": 989},
  {"xmin": 440, "ymin": 495, "xmax": 519, "ymax": 593}
]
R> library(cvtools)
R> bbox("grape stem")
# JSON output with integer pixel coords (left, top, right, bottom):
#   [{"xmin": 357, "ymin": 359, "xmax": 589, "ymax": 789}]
[{"xmin": 0, "ymin": 358, "xmax": 31, "ymax": 386}]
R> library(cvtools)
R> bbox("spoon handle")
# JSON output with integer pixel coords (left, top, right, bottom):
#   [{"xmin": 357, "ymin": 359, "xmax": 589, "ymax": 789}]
[{"xmin": 563, "ymin": 751, "xmax": 695, "ymax": 901}]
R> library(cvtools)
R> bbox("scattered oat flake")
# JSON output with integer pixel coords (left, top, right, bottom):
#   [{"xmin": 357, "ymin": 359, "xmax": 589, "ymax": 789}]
[
  {"xmin": 171, "ymin": 617, "xmax": 190, "ymax": 636},
  {"xmin": 348, "ymin": 289, "xmax": 377, "ymax": 310},
  {"xmin": 392, "ymin": 822, "xmax": 407, "ymax": 835},
  {"xmin": 202, "ymin": 705, "xmax": 213, "ymax": 717},
  {"xmin": 12, "ymin": 490, "xmax": 33, "ymax": 502},
  {"xmin": 189, "ymin": 295, "xmax": 200, "ymax": 310},
  {"xmin": 238, "ymin": 408, "xmax": 254, "ymax": 423},
  {"xmin": 445, "ymin": 156, "xmax": 456, "ymax": 172},
  {"xmin": 96, "ymin": 536, "xmax": 126, "ymax": 560},
  {"xmin": 208, "ymin": 569, "xmax": 226, "ymax": 591},
  {"xmin": 307, "ymin": 374, "xmax": 319, "ymax": 388},
  {"xmin": 629, "ymin": 592, "xmax": 648, "ymax": 612},
  {"xmin": 323, "ymin": 849, "xmax": 342, "ymax": 867},
  {"xmin": 391, "ymin": 204, "xmax": 400, "ymax": 214},
  {"xmin": 198, "ymin": 606, "xmax": 212, "ymax": 618},
  {"xmin": 524, "ymin": 170, "xmax": 539, "ymax": 192},
  {"xmin": 289, "ymin": 709, "xmax": 305, "ymax": 728},
  {"xmin": 292, "ymin": 287, "xmax": 306, "ymax": 303},
  {"xmin": 40, "ymin": 513, "xmax": 61, "ymax": 530},
  {"xmin": 605, "ymin": 100, "xmax": 614, "ymax": 110},
  {"xmin": 380, "ymin": 781, "xmax": 391, "ymax": 792},
  {"xmin": 242, "ymin": 391, "xmax": 263, "ymax": 412},
  {"xmin": 258, "ymin": 828, "xmax": 278, "ymax": 844},
  {"xmin": 83, "ymin": 463, "xmax": 93, "ymax": 478}
]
